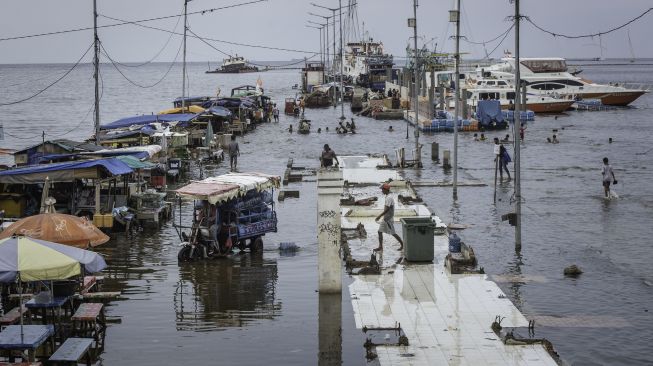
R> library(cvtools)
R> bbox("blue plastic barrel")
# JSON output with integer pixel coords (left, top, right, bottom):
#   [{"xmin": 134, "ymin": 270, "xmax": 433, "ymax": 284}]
[{"xmin": 448, "ymin": 232, "xmax": 461, "ymax": 253}]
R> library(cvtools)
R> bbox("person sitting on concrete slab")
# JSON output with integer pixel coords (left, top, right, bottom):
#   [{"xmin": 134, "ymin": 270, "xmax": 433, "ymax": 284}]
[
  {"xmin": 552, "ymin": 134, "xmax": 559, "ymax": 144},
  {"xmin": 374, "ymin": 183, "xmax": 404, "ymax": 252},
  {"xmin": 388, "ymin": 126, "xmax": 394, "ymax": 132},
  {"xmin": 502, "ymin": 134, "xmax": 510, "ymax": 142}
]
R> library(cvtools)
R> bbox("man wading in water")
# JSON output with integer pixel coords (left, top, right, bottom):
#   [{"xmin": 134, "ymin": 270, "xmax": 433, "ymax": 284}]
[
  {"xmin": 602, "ymin": 157, "xmax": 617, "ymax": 198},
  {"xmin": 320, "ymin": 144, "xmax": 338, "ymax": 168},
  {"xmin": 374, "ymin": 183, "xmax": 404, "ymax": 252},
  {"xmin": 228, "ymin": 134, "xmax": 240, "ymax": 171}
]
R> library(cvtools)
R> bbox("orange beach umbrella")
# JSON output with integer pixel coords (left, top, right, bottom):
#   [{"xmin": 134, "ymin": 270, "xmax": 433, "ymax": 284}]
[{"xmin": 0, "ymin": 213, "xmax": 109, "ymax": 249}]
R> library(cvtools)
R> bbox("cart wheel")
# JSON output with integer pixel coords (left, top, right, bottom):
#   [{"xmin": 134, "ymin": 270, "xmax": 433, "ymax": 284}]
[
  {"xmin": 238, "ymin": 240, "xmax": 247, "ymax": 251},
  {"xmin": 178, "ymin": 246, "xmax": 192, "ymax": 262},
  {"xmin": 250, "ymin": 237, "xmax": 264, "ymax": 253}
]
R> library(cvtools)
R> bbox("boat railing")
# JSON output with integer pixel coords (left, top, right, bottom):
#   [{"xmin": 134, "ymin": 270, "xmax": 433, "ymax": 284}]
[{"xmin": 617, "ymin": 82, "xmax": 652, "ymax": 92}]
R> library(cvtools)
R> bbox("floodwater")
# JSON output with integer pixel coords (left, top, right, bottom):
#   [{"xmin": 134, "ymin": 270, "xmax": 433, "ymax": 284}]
[{"xmin": 1, "ymin": 61, "xmax": 653, "ymax": 365}]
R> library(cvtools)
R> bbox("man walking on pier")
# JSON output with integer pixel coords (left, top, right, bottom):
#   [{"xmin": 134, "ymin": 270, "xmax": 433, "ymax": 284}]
[
  {"xmin": 228, "ymin": 135, "xmax": 240, "ymax": 172},
  {"xmin": 374, "ymin": 183, "xmax": 404, "ymax": 252}
]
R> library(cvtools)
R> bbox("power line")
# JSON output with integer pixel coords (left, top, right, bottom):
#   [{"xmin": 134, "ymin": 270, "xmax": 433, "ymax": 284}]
[
  {"xmin": 187, "ymin": 27, "xmax": 318, "ymax": 67},
  {"xmin": 525, "ymin": 8, "xmax": 653, "ymax": 39},
  {"xmin": 464, "ymin": 25, "xmax": 514, "ymax": 45},
  {"xmin": 0, "ymin": 0, "xmax": 268, "ymax": 43},
  {"xmin": 101, "ymin": 13, "xmax": 318, "ymax": 55},
  {"xmin": 100, "ymin": 5, "xmax": 184, "ymax": 68},
  {"xmin": 100, "ymin": 37, "xmax": 184, "ymax": 89},
  {"xmin": 0, "ymin": 42, "xmax": 94, "ymax": 107}
]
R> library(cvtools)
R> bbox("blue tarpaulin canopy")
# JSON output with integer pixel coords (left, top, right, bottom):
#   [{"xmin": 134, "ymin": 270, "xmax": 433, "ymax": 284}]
[
  {"xmin": 0, "ymin": 158, "xmax": 133, "ymax": 184},
  {"xmin": 476, "ymin": 100, "xmax": 504, "ymax": 127},
  {"xmin": 37, "ymin": 150, "xmax": 150, "ymax": 164},
  {"xmin": 101, "ymin": 113, "xmax": 200, "ymax": 130},
  {"xmin": 212, "ymin": 98, "xmax": 256, "ymax": 109},
  {"xmin": 207, "ymin": 106, "xmax": 233, "ymax": 118}
]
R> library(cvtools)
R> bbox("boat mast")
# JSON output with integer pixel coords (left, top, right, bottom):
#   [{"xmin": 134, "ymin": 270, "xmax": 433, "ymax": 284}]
[
  {"xmin": 182, "ymin": 0, "xmax": 188, "ymax": 112},
  {"xmin": 339, "ymin": 0, "xmax": 345, "ymax": 120},
  {"xmin": 513, "ymin": 0, "xmax": 522, "ymax": 251},
  {"xmin": 412, "ymin": 0, "xmax": 420, "ymax": 165},
  {"xmin": 93, "ymin": 0, "xmax": 100, "ymax": 145},
  {"xmin": 452, "ymin": 0, "xmax": 460, "ymax": 197}
]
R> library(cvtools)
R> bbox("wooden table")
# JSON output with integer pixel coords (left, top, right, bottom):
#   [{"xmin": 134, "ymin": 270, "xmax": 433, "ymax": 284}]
[
  {"xmin": 0, "ymin": 325, "xmax": 54, "ymax": 362},
  {"xmin": 24, "ymin": 296, "xmax": 72, "ymax": 342},
  {"xmin": 71, "ymin": 303, "xmax": 105, "ymax": 352}
]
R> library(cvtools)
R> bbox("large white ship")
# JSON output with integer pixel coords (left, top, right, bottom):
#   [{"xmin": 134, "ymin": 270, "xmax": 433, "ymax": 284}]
[
  {"xmin": 342, "ymin": 38, "xmax": 394, "ymax": 92},
  {"xmin": 478, "ymin": 57, "xmax": 648, "ymax": 106}
]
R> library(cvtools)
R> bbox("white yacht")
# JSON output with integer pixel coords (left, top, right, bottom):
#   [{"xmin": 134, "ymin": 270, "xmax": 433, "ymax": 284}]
[
  {"xmin": 431, "ymin": 71, "xmax": 574, "ymax": 113},
  {"xmin": 467, "ymin": 78, "xmax": 574, "ymax": 113},
  {"xmin": 478, "ymin": 57, "xmax": 647, "ymax": 106}
]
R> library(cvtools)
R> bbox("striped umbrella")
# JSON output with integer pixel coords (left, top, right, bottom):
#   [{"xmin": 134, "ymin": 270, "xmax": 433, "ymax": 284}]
[
  {"xmin": 0, "ymin": 236, "xmax": 106, "ymax": 283},
  {"xmin": 0, "ymin": 235, "xmax": 107, "ymax": 340}
]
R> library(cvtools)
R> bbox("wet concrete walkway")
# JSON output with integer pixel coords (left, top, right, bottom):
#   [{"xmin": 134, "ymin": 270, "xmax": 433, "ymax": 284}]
[{"xmin": 339, "ymin": 156, "xmax": 557, "ymax": 365}]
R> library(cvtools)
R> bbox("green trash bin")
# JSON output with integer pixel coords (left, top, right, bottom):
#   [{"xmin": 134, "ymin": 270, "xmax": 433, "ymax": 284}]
[{"xmin": 400, "ymin": 217, "xmax": 435, "ymax": 262}]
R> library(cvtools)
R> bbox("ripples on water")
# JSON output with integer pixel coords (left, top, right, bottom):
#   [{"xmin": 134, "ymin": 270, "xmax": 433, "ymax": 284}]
[{"xmin": 1, "ymin": 62, "xmax": 652, "ymax": 365}]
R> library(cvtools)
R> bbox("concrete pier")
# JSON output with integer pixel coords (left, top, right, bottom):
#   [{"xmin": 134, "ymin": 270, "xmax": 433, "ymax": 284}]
[
  {"xmin": 318, "ymin": 292, "xmax": 342, "ymax": 366},
  {"xmin": 338, "ymin": 156, "xmax": 557, "ymax": 365},
  {"xmin": 317, "ymin": 168, "xmax": 344, "ymax": 293}
]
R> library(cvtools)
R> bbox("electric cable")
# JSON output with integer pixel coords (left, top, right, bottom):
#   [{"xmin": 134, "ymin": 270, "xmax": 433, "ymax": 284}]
[
  {"xmin": 100, "ymin": 36, "xmax": 183, "ymax": 89},
  {"xmin": 100, "ymin": 5, "xmax": 184, "ymax": 68},
  {"xmin": 0, "ymin": 42, "xmax": 94, "ymax": 107},
  {"xmin": 101, "ymin": 13, "xmax": 318, "ymax": 55},
  {"xmin": 187, "ymin": 27, "xmax": 317, "ymax": 67},
  {"xmin": 525, "ymin": 8, "xmax": 653, "ymax": 39},
  {"xmin": 0, "ymin": 0, "xmax": 269, "ymax": 42}
]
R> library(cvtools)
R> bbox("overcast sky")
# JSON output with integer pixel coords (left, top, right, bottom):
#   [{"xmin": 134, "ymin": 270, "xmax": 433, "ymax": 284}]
[{"xmin": 0, "ymin": 0, "xmax": 651, "ymax": 64}]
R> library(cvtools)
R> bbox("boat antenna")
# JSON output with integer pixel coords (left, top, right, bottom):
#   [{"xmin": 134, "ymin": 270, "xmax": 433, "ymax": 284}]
[
  {"xmin": 513, "ymin": 0, "xmax": 523, "ymax": 251},
  {"xmin": 93, "ymin": 0, "xmax": 100, "ymax": 145},
  {"xmin": 182, "ymin": 0, "xmax": 188, "ymax": 112},
  {"xmin": 451, "ymin": 0, "xmax": 460, "ymax": 197}
]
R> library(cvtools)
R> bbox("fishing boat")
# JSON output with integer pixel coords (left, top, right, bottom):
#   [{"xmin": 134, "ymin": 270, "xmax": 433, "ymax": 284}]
[
  {"xmin": 206, "ymin": 55, "xmax": 259, "ymax": 74},
  {"xmin": 297, "ymin": 118, "xmax": 311, "ymax": 134},
  {"xmin": 343, "ymin": 38, "xmax": 394, "ymax": 92},
  {"xmin": 478, "ymin": 57, "xmax": 648, "ymax": 106}
]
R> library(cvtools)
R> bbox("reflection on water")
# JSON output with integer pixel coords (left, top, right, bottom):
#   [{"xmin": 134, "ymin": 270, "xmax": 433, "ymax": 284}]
[{"xmin": 174, "ymin": 254, "xmax": 280, "ymax": 331}]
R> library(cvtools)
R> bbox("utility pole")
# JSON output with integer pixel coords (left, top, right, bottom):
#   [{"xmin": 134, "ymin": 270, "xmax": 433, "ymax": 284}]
[
  {"xmin": 412, "ymin": 0, "xmax": 420, "ymax": 165},
  {"xmin": 513, "ymin": 0, "xmax": 522, "ymax": 251},
  {"xmin": 339, "ymin": 0, "xmax": 345, "ymax": 121},
  {"xmin": 307, "ymin": 24, "xmax": 326, "ymax": 82},
  {"xmin": 182, "ymin": 0, "xmax": 188, "ymax": 112},
  {"xmin": 311, "ymin": 3, "xmax": 342, "ymax": 108},
  {"xmin": 451, "ymin": 0, "xmax": 461, "ymax": 198},
  {"xmin": 93, "ymin": 0, "xmax": 100, "ymax": 145},
  {"xmin": 308, "ymin": 12, "xmax": 333, "ymax": 76}
]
